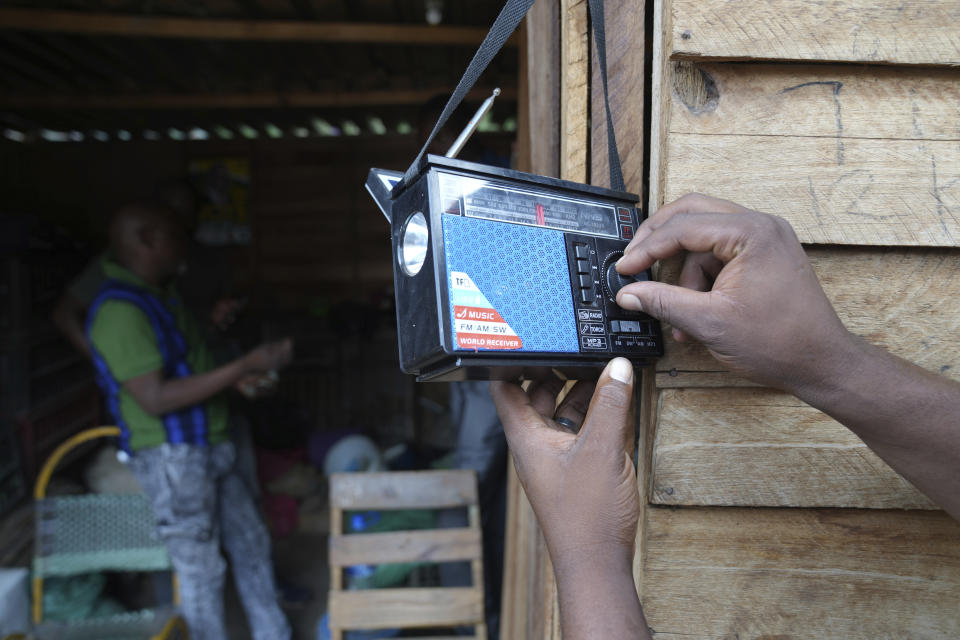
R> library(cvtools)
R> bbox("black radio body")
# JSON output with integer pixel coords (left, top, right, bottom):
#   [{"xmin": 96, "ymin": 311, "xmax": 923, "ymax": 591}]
[{"xmin": 367, "ymin": 155, "xmax": 663, "ymax": 382}]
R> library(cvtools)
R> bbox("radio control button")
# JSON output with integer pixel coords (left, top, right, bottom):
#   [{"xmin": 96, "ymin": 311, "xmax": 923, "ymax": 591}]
[
  {"xmin": 574, "ymin": 244, "xmax": 590, "ymax": 259},
  {"xmin": 576, "ymin": 259, "xmax": 591, "ymax": 274},
  {"xmin": 578, "ymin": 274, "xmax": 593, "ymax": 288},
  {"xmin": 601, "ymin": 252, "xmax": 637, "ymax": 303},
  {"xmin": 580, "ymin": 289, "xmax": 595, "ymax": 304}
]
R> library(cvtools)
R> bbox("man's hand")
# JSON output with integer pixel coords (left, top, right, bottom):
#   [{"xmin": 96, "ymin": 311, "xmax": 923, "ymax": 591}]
[
  {"xmin": 124, "ymin": 338, "xmax": 293, "ymax": 418},
  {"xmin": 615, "ymin": 193, "xmax": 960, "ymax": 520},
  {"xmin": 244, "ymin": 338, "xmax": 294, "ymax": 373},
  {"xmin": 615, "ymin": 193, "xmax": 850, "ymax": 393},
  {"xmin": 491, "ymin": 358, "xmax": 649, "ymax": 640},
  {"xmin": 235, "ymin": 371, "xmax": 279, "ymax": 399}
]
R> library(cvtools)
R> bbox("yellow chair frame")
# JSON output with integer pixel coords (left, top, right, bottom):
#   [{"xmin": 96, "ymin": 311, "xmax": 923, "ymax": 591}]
[{"xmin": 31, "ymin": 426, "xmax": 186, "ymax": 640}]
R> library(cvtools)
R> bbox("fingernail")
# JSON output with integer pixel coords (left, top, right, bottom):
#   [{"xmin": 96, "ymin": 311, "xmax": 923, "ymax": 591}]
[
  {"xmin": 618, "ymin": 293, "xmax": 643, "ymax": 311},
  {"xmin": 608, "ymin": 358, "xmax": 633, "ymax": 384}
]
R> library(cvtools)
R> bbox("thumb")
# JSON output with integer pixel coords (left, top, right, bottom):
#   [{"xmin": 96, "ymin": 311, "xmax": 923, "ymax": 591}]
[
  {"xmin": 616, "ymin": 280, "xmax": 711, "ymax": 339},
  {"xmin": 579, "ymin": 358, "xmax": 635, "ymax": 455}
]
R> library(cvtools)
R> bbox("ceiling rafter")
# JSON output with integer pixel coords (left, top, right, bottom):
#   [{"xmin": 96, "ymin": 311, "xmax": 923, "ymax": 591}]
[
  {"xmin": 0, "ymin": 87, "xmax": 516, "ymax": 110},
  {"xmin": 0, "ymin": 8, "xmax": 517, "ymax": 46}
]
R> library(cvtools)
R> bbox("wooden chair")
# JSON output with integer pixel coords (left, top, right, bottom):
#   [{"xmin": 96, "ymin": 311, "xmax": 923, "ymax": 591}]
[{"xmin": 328, "ymin": 470, "xmax": 487, "ymax": 639}]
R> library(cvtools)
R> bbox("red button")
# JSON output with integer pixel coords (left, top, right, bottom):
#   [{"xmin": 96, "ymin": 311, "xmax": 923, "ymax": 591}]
[
  {"xmin": 617, "ymin": 207, "xmax": 633, "ymax": 223},
  {"xmin": 621, "ymin": 225, "xmax": 634, "ymax": 239}
]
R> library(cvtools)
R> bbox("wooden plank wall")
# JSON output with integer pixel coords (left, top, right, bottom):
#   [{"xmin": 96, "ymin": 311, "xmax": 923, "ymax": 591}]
[{"xmin": 641, "ymin": 1, "xmax": 960, "ymax": 637}]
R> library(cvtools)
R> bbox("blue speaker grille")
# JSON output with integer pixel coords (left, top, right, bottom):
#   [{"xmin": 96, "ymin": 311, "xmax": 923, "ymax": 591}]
[{"xmin": 442, "ymin": 214, "xmax": 579, "ymax": 353}]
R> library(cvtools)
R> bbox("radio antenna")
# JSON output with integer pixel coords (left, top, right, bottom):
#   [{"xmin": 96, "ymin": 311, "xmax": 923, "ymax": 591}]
[{"xmin": 445, "ymin": 88, "xmax": 500, "ymax": 159}]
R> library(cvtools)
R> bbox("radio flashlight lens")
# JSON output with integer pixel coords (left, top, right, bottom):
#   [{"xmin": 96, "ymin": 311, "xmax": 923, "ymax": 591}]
[{"xmin": 399, "ymin": 211, "xmax": 429, "ymax": 276}]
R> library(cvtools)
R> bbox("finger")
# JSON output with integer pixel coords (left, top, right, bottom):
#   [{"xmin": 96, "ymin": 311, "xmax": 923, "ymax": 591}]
[
  {"xmin": 617, "ymin": 211, "xmax": 751, "ymax": 275},
  {"xmin": 659, "ymin": 252, "xmax": 722, "ymax": 343},
  {"xmin": 578, "ymin": 358, "xmax": 635, "ymax": 456},
  {"xmin": 490, "ymin": 381, "xmax": 553, "ymax": 449},
  {"xmin": 678, "ymin": 252, "xmax": 720, "ymax": 293},
  {"xmin": 552, "ymin": 380, "xmax": 596, "ymax": 432},
  {"xmin": 617, "ymin": 281, "xmax": 722, "ymax": 340},
  {"xmin": 526, "ymin": 374, "xmax": 566, "ymax": 418},
  {"xmin": 626, "ymin": 193, "xmax": 750, "ymax": 252}
]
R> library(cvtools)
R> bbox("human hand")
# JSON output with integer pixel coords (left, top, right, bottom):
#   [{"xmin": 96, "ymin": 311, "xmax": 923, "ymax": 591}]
[
  {"xmin": 490, "ymin": 358, "xmax": 639, "ymax": 572},
  {"xmin": 244, "ymin": 338, "xmax": 294, "ymax": 373},
  {"xmin": 615, "ymin": 193, "xmax": 850, "ymax": 393},
  {"xmin": 235, "ymin": 371, "xmax": 279, "ymax": 398},
  {"xmin": 210, "ymin": 297, "xmax": 245, "ymax": 330}
]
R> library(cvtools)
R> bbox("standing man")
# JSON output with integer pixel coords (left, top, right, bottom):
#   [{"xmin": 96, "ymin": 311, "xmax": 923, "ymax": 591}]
[{"xmin": 86, "ymin": 201, "xmax": 292, "ymax": 640}]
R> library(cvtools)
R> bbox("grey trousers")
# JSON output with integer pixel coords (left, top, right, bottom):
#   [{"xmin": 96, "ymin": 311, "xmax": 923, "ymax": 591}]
[{"xmin": 129, "ymin": 441, "xmax": 290, "ymax": 640}]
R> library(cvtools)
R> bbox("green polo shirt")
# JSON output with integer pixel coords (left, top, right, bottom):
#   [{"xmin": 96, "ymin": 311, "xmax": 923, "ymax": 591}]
[{"xmin": 87, "ymin": 260, "xmax": 230, "ymax": 451}]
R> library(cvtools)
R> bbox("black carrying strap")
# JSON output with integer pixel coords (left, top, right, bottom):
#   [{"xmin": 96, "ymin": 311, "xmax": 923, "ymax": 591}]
[
  {"xmin": 588, "ymin": 0, "xmax": 625, "ymax": 192},
  {"xmin": 393, "ymin": 0, "xmax": 624, "ymax": 196}
]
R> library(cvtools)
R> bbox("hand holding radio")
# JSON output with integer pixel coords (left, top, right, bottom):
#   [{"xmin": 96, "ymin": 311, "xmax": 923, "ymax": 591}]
[
  {"xmin": 491, "ymin": 358, "xmax": 649, "ymax": 639},
  {"xmin": 614, "ymin": 193, "xmax": 851, "ymax": 394}
]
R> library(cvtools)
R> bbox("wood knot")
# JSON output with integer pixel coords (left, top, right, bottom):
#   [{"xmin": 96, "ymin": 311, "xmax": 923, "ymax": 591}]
[{"xmin": 672, "ymin": 61, "xmax": 718, "ymax": 114}]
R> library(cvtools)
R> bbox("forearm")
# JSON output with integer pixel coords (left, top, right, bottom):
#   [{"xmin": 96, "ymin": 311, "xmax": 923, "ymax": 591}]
[
  {"xmin": 793, "ymin": 333, "xmax": 960, "ymax": 519},
  {"xmin": 552, "ymin": 548, "xmax": 651, "ymax": 640},
  {"xmin": 138, "ymin": 357, "xmax": 249, "ymax": 415}
]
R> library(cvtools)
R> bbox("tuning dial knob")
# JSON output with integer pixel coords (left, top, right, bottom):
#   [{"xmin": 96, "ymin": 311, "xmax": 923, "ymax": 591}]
[{"xmin": 602, "ymin": 252, "xmax": 647, "ymax": 303}]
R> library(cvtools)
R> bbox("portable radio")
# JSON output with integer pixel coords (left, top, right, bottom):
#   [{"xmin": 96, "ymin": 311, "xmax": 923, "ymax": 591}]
[
  {"xmin": 366, "ymin": 156, "xmax": 664, "ymax": 382},
  {"xmin": 365, "ymin": 0, "xmax": 662, "ymax": 381}
]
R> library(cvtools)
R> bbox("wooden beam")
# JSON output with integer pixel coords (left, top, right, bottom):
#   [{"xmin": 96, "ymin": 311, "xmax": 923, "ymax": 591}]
[
  {"xmin": 0, "ymin": 8, "xmax": 519, "ymax": 46},
  {"xmin": 515, "ymin": 0, "xmax": 560, "ymax": 177},
  {"xmin": 329, "ymin": 528, "xmax": 482, "ymax": 566},
  {"xmin": 0, "ymin": 87, "xmax": 516, "ymax": 110},
  {"xmin": 656, "ymin": 247, "xmax": 960, "ymax": 387},
  {"xmin": 328, "ymin": 587, "xmax": 484, "ymax": 630},
  {"xmin": 642, "ymin": 506, "xmax": 960, "ymax": 638},
  {"xmin": 669, "ymin": 63, "xmax": 960, "ymax": 142},
  {"xmin": 663, "ymin": 133, "xmax": 960, "ymax": 247},
  {"xmin": 559, "ymin": 0, "xmax": 589, "ymax": 183},
  {"xmin": 330, "ymin": 470, "xmax": 478, "ymax": 510},
  {"xmin": 670, "ymin": 0, "xmax": 960, "ymax": 66},
  {"xmin": 589, "ymin": 0, "xmax": 645, "ymax": 192},
  {"xmin": 650, "ymin": 387, "xmax": 936, "ymax": 509}
]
